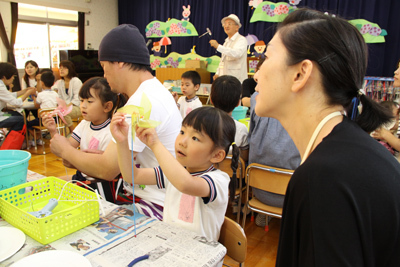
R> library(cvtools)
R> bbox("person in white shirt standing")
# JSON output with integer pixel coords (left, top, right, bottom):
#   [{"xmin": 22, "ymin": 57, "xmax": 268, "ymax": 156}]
[{"xmin": 209, "ymin": 14, "xmax": 248, "ymax": 83}]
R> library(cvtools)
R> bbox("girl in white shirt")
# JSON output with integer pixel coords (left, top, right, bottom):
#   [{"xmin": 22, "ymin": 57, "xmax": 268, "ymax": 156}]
[
  {"xmin": 21, "ymin": 60, "xmax": 39, "ymax": 90},
  {"xmin": 21, "ymin": 60, "xmax": 40, "ymax": 119},
  {"xmin": 43, "ymin": 77, "xmax": 127, "ymax": 200},
  {"xmin": 52, "ymin": 60, "xmax": 83, "ymax": 133},
  {"xmin": 111, "ymin": 106, "xmax": 239, "ymax": 241}
]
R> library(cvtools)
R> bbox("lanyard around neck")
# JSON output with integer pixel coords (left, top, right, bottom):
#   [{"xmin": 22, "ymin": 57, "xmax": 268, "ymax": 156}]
[{"xmin": 300, "ymin": 111, "xmax": 342, "ymax": 165}]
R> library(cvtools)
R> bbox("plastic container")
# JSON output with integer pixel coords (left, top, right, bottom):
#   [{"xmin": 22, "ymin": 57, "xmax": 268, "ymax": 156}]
[
  {"xmin": 172, "ymin": 86, "xmax": 182, "ymax": 93},
  {"xmin": 0, "ymin": 150, "xmax": 31, "ymax": 191},
  {"xmin": 232, "ymin": 106, "xmax": 248, "ymax": 121},
  {"xmin": 0, "ymin": 177, "xmax": 100, "ymax": 244}
]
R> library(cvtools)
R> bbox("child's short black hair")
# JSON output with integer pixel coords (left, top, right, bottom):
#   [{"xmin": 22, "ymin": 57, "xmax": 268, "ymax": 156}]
[
  {"xmin": 0, "ymin": 62, "xmax": 17, "ymax": 79},
  {"xmin": 181, "ymin": 71, "xmax": 201, "ymax": 86},
  {"xmin": 40, "ymin": 71, "xmax": 55, "ymax": 88},
  {"xmin": 210, "ymin": 75, "xmax": 242, "ymax": 113}
]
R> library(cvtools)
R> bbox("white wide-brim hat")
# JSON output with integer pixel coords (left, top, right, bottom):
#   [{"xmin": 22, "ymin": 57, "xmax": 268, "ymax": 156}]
[{"xmin": 221, "ymin": 14, "xmax": 242, "ymax": 28}]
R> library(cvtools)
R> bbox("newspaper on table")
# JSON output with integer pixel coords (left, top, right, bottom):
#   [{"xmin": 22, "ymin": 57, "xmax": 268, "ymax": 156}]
[{"xmin": 0, "ymin": 201, "xmax": 226, "ymax": 267}]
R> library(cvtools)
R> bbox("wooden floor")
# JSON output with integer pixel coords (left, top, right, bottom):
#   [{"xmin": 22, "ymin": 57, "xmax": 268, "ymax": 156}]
[{"xmin": 25, "ymin": 139, "xmax": 280, "ymax": 266}]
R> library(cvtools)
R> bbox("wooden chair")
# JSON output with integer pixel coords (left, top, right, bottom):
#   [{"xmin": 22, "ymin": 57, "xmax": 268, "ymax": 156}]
[
  {"xmin": 215, "ymin": 156, "xmax": 246, "ymax": 223},
  {"xmin": 242, "ymin": 163, "xmax": 293, "ymax": 232},
  {"xmin": 32, "ymin": 108, "xmax": 67, "ymax": 154},
  {"xmin": 219, "ymin": 216, "xmax": 247, "ymax": 267}
]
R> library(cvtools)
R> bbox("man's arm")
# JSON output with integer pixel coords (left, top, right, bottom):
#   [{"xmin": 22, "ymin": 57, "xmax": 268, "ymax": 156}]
[
  {"xmin": 50, "ymin": 134, "xmax": 121, "ymax": 180},
  {"xmin": 216, "ymin": 36, "xmax": 247, "ymax": 58}
]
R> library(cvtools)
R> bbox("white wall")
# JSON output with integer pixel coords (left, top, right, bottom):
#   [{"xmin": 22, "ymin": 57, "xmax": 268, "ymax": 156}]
[{"xmin": 0, "ymin": 0, "xmax": 119, "ymax": 62}]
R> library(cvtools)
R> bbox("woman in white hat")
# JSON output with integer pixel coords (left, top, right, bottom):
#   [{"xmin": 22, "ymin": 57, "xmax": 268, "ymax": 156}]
[{"xmin": 209, "ymin": 14, "xmax": 247, "ymax": 83}]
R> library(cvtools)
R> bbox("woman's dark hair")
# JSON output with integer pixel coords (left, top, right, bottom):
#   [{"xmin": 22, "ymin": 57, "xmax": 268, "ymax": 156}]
[
  {"xmin": 182, "ymin": 106, "xmax": 239, "ymax": 203},
  {"xmin": 278, "ymin": 8, "xmax": 392, "ymax": 132},
  {"xmin": 79, "ymin": 77, "xmax": 127, "ymax": 118},
  {"xmin": 59, "ymin": 60, "xmax": 78, "ymax": 79},
  {"xmin": 0, "ymin": 62, "xmax": 17, "ymax": 79},
  {"xmin": 23, "ymin": 60, "xmax": 39, "ymax": 88}
]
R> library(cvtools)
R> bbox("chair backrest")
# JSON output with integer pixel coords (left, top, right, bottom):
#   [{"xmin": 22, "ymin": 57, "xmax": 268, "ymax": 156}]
[
  {"xmin": 218, "ymin": 216, "xmax": 247, "ymax": 264},
  {"xmin": 216, "ymin": 156, "xmax": 245, "ymax": 181},
  {"xmin": 246, "ymin": 163, "xmax": 293, "ymax": 195},
  {"xmin": 37, "ymin": 108, "xmax": 66, "ymax": 135}
]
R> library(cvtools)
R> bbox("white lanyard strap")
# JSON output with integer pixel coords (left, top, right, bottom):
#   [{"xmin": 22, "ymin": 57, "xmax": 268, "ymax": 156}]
[{"xmin": 300, "ymin": 111, "xmax": 342, "ymax": 164}]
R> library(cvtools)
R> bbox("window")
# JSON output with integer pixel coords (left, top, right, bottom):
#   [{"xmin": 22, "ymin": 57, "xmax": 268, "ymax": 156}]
[{"xmin": 14, "ymin": 3, "xmax": 78, "ymax": 69}]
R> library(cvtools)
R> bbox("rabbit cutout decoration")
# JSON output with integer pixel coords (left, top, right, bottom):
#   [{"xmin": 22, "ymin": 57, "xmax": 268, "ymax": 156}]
[{"xmin": 182, "ymin": 5, "xmax": 191, "ymax": 21}]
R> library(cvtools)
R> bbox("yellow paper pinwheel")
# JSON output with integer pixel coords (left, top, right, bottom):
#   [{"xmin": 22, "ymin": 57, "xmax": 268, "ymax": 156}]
[{"xmin": 117, "ymin": 93, "xmax": 161, "ymax": 140}]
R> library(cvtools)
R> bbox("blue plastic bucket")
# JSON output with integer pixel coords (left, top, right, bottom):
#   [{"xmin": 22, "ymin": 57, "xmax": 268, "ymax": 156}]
[
  {"xmin": 232, "ymin": 106, "xmax": 248, "ymax": 121},
  {"xmin": 0, "ymin": 150, "xmax": 31, "ymax": 191}
]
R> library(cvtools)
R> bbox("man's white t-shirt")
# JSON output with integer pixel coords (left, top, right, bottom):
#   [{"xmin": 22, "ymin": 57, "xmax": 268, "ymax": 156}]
[{"xmin": 120, "ymin": 77, "xmax": 182, "ymax": 206}]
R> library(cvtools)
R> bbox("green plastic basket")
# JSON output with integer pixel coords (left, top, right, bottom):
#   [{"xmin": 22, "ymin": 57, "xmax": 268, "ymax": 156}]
[{"xmin": 0, "ymin": 177, "xmax": 99, "ymax": 244}]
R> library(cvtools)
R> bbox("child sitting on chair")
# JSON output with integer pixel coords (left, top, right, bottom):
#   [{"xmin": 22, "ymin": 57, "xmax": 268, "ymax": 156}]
[
  {"xmin": 27, "ymin": 71, "xmax": 58, "ymax": 147},
  {"xmin": 111, "ymin": 106, "xmax": 239, "ymax": 241},
  {"xmin": 43, "ymin": 77, "xmax": 127, "ymax": 201},
  {"xmin": 172, "ymin": 70, "xmax": 202, "ymax": 118},
  {"xmin": 210, "ymin": 75, "xmax": 249, "ymax": 161}
]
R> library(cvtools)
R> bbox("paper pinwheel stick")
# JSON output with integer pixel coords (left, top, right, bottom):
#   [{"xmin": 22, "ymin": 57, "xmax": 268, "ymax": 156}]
[
  {"xmin": 50, "ymin": 97, "xmax": 73, "ymax": 124},
  {"xmin": 116, "ymin": 93, "xmax": 160, "ymax": 236},
  {"xmin": 117, "ymin": 93, "xmax": 161, "ymax": 141}
]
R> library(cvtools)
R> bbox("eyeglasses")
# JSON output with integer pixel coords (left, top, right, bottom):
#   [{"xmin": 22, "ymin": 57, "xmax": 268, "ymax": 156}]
[{"xmin": 223, "ymin": 22, "xmax": 237, "ymax": 27}]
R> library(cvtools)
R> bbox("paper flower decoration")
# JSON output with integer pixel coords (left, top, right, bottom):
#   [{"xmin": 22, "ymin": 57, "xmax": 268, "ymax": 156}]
[
  {"xmin": 251, "ymin": 1, "xmax": 297, "ymax": 23},
  {"xmin": 348, "ymin": 19, "xmax": 387, "ymax": 43},
  {"xmin": 145, "ymin": 19, "xmax": 198, "ymax": 37},
  {"xmin": 117, "ymin": 93, "xmax": 161, "ymax": 141},
  {"xmin": 50, "ymin": 97, "xmax": 72, "ymax": 124}
]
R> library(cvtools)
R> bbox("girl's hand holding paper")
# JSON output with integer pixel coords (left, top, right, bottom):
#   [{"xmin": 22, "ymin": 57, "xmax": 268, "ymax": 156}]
[
  {"xmin": 136, "ymin": 127, "xmax": 159, "ymax": 148},
  {"xmin": 110, "ymin": 111, "xmax": 130, "ymax": 143}
]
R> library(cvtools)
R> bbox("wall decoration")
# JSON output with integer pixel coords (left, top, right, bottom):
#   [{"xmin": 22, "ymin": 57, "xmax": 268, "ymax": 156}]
[
  {"xmin": 252, "ymin": 40, "xmax": 266, "ymax": 58},
  {"xmin": 249, "ymin": 0, "xmax": 263, "ymax": 9},
  {"xmin": 250, "ymin": 1, "xmax": 297, "ymax": 23},
  {"xmin": 145, "ymin": 19, "xmax": 198, "ymax": 37},
  {"xmin": 248, "ymin": 57, "xmax": 260, "ymax": 74},
  {"xmin": 152, "ymin": 42, "xmax": 163, "ymax": 56},
  {"xmin": 288, "ymin": 0, "xmax": 301, "ymax": 5},
  {"xmin": 159, "ymin": 36, "xmax": 172, "ymax": 53},
  {"xmin": 182, "ymin": 5, "xmax": 191, "ymax": 21},
  {"xmin": 348, "ymin": 19, "xmax": 387, "ymax": 43},
  {"xmin": 245, "ymin": 34, "xmax": 259, "ymax": 54},
  {"xmin": 150, "ymin": 52, "xmax": 220, "ymax": 72}
]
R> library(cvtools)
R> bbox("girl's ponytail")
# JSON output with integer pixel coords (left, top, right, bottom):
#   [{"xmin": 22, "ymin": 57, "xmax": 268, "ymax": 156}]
[
  {"xmin": 113, "ymin": 93, "xmax": 128, "ymax": 114},
  {"xmin": 229, "ymin": 143, "xmax": 240, "ymax": 204}
]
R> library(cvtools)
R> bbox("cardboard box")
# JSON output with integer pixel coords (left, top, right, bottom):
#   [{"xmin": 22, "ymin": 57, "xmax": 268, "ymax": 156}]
[{"xmin": 185, "ymin": 60, "xmax": 207, "ymax": 69}]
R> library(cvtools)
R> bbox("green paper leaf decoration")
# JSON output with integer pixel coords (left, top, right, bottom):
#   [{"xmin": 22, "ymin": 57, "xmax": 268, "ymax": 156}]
[
  {"xmin": 348, "ymin": 19, "xmax": 386, "ymax": 43},
  {"xmin": 250, "ymin": 1, "xmax": 296, "ymax": 23},
  {"xmin": 150, "ymin": 52, "xmax": 221, "ymax": 73},
  {"xmin": 145, "ymin": 18, "xmax": 198, "ymax": 38}
]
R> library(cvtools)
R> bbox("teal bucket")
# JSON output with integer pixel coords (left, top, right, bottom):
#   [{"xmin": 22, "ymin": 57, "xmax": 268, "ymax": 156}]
[
  {"xmin": 232, "ymin": 106, "xmax": 248, "ymax": 121},
  {"xmin": 0, "ymin": 150, "xmax": 31, "ymax": 191}
]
